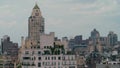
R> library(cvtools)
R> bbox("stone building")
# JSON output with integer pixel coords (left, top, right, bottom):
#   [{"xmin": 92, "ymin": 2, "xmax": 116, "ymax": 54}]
[
  {"xmin": 19, "ymin": 3, "xmax": 77, "ymax": 68},
  {"xmin": 28, "ymin": 3, "xmax": 44, "ymax": 41}
]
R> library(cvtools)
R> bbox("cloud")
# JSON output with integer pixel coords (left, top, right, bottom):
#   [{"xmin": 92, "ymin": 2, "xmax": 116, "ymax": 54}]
[{"xmin": 68, "ymin": 0, "xmax": 119, "ymax": 16}]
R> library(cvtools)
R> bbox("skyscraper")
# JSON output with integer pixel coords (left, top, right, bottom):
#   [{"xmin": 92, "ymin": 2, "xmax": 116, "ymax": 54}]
[
  {"xmin": 90, "ymin": 29, "xmax": 100, "ymax": 46},
  {"xmin": 20, "ymin": 3, "xmax": 77, "ymax": 68},
  {"xmin": 89, "ymin": 29, "xmax": 102, "ymax": 53},
  {"xmin": 1, "ymin": 35, "xmax": 18, "ymax": 61},
  {"xmin": 107, "ymin": 31, "xmax": 118, "ymax": 46},
  {"xmin": 28, "ymin": 4, "xmax": 44, "ymax": 41}
]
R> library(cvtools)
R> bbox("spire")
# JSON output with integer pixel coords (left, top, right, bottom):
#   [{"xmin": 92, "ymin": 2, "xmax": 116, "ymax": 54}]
[{"xmin": 33, "ymin": 3, "xmax": 39, "ymax": 9}]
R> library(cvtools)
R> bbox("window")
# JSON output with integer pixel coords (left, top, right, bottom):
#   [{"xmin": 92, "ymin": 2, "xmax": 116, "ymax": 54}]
[
  {"xmin": 71, "ymin": 56, "xmax": 74, "ymax": 60},
  {"xmin": 51, "ymin": 57, "xmax": 54, "ymax": 60},
  {"xmin": 34, "ymin": 57, "xmax": 36, "ymax": 60},
  {"xmin": 38, "ymin": 57, "xmax": 41, "ymax": 60},
  {"xmin": 23, "ymin": 57, "xmax": 30, "ymax": 60},
  {"xmin": 42, "ymin": 62, "xmax": 44, "ymax": 65},
  {"xmin": 47, "ymin": 46, "xmax": 50, "ymax": 48},
  {"xmin": 38, "ymin": 63, "xmax": 41, "ymax": 67},
  {"xmin": 54, "ymin": 57, "xmax": 56, "ymax": 60},
  {"xmin": 45, "ymin": 57, "xmax": 47, "ymax": 60},
  {"xmin": 38, "ymin": 51, "xmax": 41, "ymax": 54},
  {"xmin": 44, "ymin": 46, "xmax": 46, "ymax": 49},
  {"xmin": 58, "ymin": 57, "xmax": 61, "ymax": 60},
  {"xmin": 25, "ymin": 51, "xmax": 29, "ymax": 54},
  {"xmin": 31, "ymin": 46, "xmax": 33, "ymax": 49},
  {"xmin": 58, "ymin": 62, "xmax": 60, "ymax": 65},
  {"xmin": 37, "ymin": 46, "xmax": 40, "ymax": 49}
]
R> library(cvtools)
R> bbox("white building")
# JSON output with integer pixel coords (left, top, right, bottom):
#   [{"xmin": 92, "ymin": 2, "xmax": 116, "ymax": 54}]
[
  {"xmin": 20, "ymin": 31, "xmax": 77, "ymax": 68},
  {"xmin": 21, "ymin": 47, "xmax": 77, "ymax": 68},
  {"xmin": 20, "ymin": 3, "xmax": 77, "ymax": 68}
]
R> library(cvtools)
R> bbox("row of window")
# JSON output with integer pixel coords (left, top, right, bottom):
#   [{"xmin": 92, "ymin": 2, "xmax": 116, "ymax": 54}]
[
  {"xmin": 23, "ymin": 62, "xmax": 75, "ymax": 67},
  {"xmin": 42, "ymin": 61, "xmax": 76, "ymax": 66},
  {"xmin": 44, "ymin": 56, "xmax": 61, "ymax": 60},
  {"xmin": 25, "ymin": 51, "xmax": 41, "ymax": 55},
  {"xmin": 44, "ymin": 56, "xmax": 75, "ymax": 60},
  {"xmin": 23, "ymin": 55, "xmax": 75, "ymax": 61}
]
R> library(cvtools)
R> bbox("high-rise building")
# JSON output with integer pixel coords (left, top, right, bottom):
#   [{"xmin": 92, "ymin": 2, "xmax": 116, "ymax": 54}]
[
  {"xmin": 89, "ymin": 29, "xmax": 102, "ymax": 53},
  {"xmin": 74, "ymin": 35, "xmax": 82, "ymax": 45},
  {"xmin": 1, "ymin": 35, "xmax": 18, "ymax": 61},
  {"xmin": 90, "ymin": 29, "xmax": 100, "ymax": 46},
  {"xmin": 100, "ymin": 37, "xmax": 107, "ymax": 46},
  {"xmin": 107, "ymin": 31, "xmax": 118, "ymax": 46},
  {"xmin": 20, "ymin": 3, "xmax": 77, "ymax": 68},
  {"xmin": 68, "ymin": 35, "xmax": 83, "ymax": 49},
  {"xmin": 28, "ymin": 4, "xmax": 44, "ymax": 41}
]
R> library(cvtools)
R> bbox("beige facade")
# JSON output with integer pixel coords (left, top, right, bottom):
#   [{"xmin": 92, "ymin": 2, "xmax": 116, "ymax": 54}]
[
  {"xmin": 40, "ymin": 32, "xmax": 55, "ymax": 49},
  {"xmin": 28, "ymin": 4, "xmax": 44, "ymax": 41},
  {"xmin": 19, "ymin": 3, "xmax": 78, "ymax": 68}
]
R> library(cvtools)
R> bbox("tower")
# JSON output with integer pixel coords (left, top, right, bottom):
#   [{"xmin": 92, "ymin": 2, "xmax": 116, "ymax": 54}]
[
  {"xmin": 89, "ymin": 29, "xmax": 102, "ymax": 53},
  {"xmin": 28, "ymin": 3, "xmax": 44, "ymax": 41},
  {"xmin": 90, "ymin": 29, "xmax": 100, "ymax": 46},
  {"xmin": 107, "ymin": 31, "xmax": 118, "ymax": 46}
]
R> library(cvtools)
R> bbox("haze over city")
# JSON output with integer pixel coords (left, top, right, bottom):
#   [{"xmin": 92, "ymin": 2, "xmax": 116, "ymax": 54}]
[
  {"xmin": 0, "ymin": 0, "xmax": 120, "ymax": 68},
  {"xmin": 0, "ymin": 0, "xmax": 120, "ymax": 45}
]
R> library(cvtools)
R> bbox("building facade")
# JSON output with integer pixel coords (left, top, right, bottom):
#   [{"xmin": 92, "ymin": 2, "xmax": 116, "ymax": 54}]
[
  {"xmin": 107, "ymin": 31, "xmax": 118, "ymax": 46},
  {"xmin": 28, "ymin": 4, "xmax": 44, "ymax": 41},
  {"xmin": 88, "ymin": 29, "xmax": 102, "ymax": 53},
  {"xmin": 20, "ymin": 3, "xmax": 77, "ymax": 68},
  {"xmin": 1, "ymin": 35, "xmax": 18, "ymax": 62},
  {"xmin": 21, "ymin": 46, "xmax": 77, "ymax": 68}
]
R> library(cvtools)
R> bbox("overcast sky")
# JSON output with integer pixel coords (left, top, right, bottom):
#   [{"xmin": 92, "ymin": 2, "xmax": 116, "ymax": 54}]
[{"xmin": 0, "ymin": 0, "xmax": 120, "ymax": 45}]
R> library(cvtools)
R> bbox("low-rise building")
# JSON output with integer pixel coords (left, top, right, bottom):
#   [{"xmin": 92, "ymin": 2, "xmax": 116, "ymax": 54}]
[{"xmin": 21, "ymin": 44, "xmax": 77, "ymax": 68}]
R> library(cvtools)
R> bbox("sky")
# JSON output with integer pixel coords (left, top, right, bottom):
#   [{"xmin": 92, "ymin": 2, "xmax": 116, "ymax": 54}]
[{"xmin": 0, "ymin": 0, "xmax": 120, "ymax": 45}]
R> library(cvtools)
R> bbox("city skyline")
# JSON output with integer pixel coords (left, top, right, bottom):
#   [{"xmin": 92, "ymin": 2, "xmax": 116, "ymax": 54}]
[{"xmin": 0, "ymin": 0, "xmax": 120, "ymax": 45}]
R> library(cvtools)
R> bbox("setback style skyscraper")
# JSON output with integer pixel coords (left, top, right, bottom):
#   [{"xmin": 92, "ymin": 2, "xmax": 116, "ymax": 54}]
[
  {"xmin": 89, "ymin": 29, "xmax": 102, "ymax": 53},
  {"xmin": 28, "ymin": 4, "xmax": 44, "ymax": 41},
  {"xmin": 90, "ymin": 29, "xmax": 100, "ymax": 46},
  {"xmin": 20, "ymin": 3, "xmax": 77, "ymax": 68}
]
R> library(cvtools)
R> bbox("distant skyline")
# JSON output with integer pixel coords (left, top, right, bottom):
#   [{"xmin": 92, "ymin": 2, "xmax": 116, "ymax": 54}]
[{"xmin": 0, "ymin": 0, "xmax": 120, "ymax": 45}]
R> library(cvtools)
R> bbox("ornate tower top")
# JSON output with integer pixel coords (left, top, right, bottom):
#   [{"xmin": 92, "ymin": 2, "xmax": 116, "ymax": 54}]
[
  {"xmin": 31, "ymin": 3, "xmax": 42, "ymax": 17},
  {"xmin": 33, "ymin": 3, "xmax": 40, "ymax": 9}
]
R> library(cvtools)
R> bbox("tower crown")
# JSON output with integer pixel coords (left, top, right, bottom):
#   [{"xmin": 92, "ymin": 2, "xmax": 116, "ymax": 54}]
[
  {"xmin": 33, "ymin": 4, "xmax": 40, "ymax": 9},
  {"xmin": 31, "ymin": 3, "xmax": 42, "ymax": 17}
]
